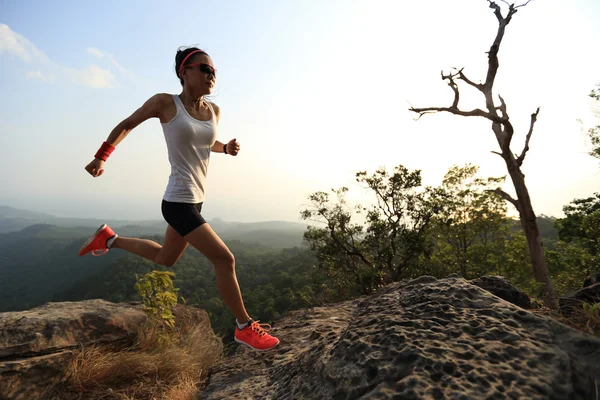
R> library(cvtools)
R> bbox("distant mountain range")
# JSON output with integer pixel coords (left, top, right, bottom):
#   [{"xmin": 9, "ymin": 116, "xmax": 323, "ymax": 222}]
[
  {"xmin": 0, "ymin": 205, "xmax": 311, "ymax": 312},
  {"xmin": 0, "ymin": 205, "xmax": 308, "ymax": 247},
  {"xmin": 0, "ymin": 205, "xmax": 162, "ymax": 233}
]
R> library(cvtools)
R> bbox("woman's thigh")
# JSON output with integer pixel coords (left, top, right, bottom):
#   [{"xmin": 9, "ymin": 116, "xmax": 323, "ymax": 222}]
[
  {"xmin": 184, "ymin": 223, "xmax": 234, "ymax": 266},
  {"xmin": 156, "ymin": 224, "xmax": 189, "ymax": 266}
]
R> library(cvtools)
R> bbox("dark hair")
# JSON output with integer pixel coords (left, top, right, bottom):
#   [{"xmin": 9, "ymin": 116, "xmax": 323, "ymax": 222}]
[{"xmin": 175, "ymin": 46, "xmax": 209, "ymax": 86}]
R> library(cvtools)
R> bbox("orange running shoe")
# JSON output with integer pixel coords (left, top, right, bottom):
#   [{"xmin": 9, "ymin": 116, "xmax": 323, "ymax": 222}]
[
  {"xmin": 78, "ymin": 224, "xmax": 117, "ymax": 256},
  {"xmin": 234, "ymin": 320, "xmax": 280, "ymax": 351}
]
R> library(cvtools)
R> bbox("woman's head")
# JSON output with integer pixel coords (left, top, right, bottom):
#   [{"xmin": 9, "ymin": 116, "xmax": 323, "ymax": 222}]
[{"xmin": 175, "ymin": 47, "xmax": 216, "ymax": 94}]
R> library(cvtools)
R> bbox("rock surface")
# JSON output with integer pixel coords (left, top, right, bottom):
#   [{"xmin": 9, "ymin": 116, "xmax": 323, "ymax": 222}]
[
  {"xmin": 470, "ymin": 275, "xmax": 532, "ymax": 309},
  {"xmin": 0, "ymin": 300, "xmax": 148, "ymax": 400},
  {"xmin": 201, "ymin": 276, "xmax": 600, "ymax": 400}
]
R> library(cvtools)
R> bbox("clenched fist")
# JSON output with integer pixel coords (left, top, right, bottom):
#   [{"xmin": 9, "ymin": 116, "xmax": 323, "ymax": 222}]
[
  {"xmin": 226, "ymin": 138, "xmax": 240, "ymax": 156},
  {"xmin": 85, "ymin": 158, "xmax": 105, "ymax": 177}
]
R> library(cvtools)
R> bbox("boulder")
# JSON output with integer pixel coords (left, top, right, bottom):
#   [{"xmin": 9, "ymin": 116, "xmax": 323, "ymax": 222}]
[
  {"xmin": 0, "ymin": 300, "xmax": 147, "ymax": 399},
  {"xmin": 470, "ymin": 275, "xmax": 532, "ymax": 309},
  {"xmin": 201, "ymin": 276, "xmax": 600, "ymax": 400}
]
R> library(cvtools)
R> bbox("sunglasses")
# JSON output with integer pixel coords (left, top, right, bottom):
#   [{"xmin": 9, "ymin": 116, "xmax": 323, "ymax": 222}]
[{"xmin": 185, "ymin": 63, "xmax": 217, "ymax": 77}]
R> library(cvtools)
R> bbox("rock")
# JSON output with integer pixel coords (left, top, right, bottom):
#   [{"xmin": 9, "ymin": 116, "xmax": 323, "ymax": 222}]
[
  {"xmin": 470, "ymin": 275, "xmax": 532, "ymax": 309},
  {"xmin": 201, "ymin": 276, "xmax": 600, "ymax": 400},
  {"xmin": 0, "ymin": 299, "xmax": 148, "ymax": 400},
  {"xmin": 0, "ymin": 299, "xmax": 147, "ymax": 358},
  {"xmin": 1, "ymin": 300, "xmax": 212, "ymax": 400}
]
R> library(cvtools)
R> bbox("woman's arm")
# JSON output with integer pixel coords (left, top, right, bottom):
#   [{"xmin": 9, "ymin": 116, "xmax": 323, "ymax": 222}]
[
  {"xmin": 104, "ymin": 93, "xmax": 170, "ymax": 147},
  {"xmin": 208, "ymin": 102, "xmax": 239, "ymax": 155},
  {"xmin": 85, "ymin": 93, "xmax": 170, "ymax": 177},
  {"xmin": 212, "ymin": 140, "xmax": 227, "ymax": 153}
]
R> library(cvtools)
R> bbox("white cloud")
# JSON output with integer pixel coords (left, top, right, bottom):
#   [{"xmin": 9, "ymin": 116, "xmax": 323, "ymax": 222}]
[
  {"xmin": 0, "ymin": 23, "xmax": 50, "ymax": 64},
  {"xmin": 68, "ymin": 65, "xmax": 115, "ymax": 88},
  {"xmin": 87, "ymin": 46, "xmax": 133, "ymax": 78},
  {"xmin": 107, "ymin": 53, "xmax": 133, "ymax": 78},
  {"xmin": 26, "ymin": 70, "xmax": 55, "ymax": 83},
  {"xmin": 1, "ymin": 24, "xmax": 131, "ymax": 89},
  {"xmin": 87, "ymin": 47, "xmax": 104, "ymax": 58}
]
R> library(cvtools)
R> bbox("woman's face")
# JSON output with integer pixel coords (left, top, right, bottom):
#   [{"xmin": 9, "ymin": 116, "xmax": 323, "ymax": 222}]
[{"xmin": 182, "ymin": 53, "xmax": 216, "ymax": 95}]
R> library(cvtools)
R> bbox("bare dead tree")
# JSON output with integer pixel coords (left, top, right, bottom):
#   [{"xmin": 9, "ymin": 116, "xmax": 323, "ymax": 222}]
[{"xmin": 409, "ymin": 0, "xmax": 559, "ymax": 309}]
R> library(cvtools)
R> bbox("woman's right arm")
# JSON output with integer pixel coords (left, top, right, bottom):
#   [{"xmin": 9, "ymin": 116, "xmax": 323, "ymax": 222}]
[{"xmin": 85, "ymin": 94, "xmax": 169, "ymax": 177}]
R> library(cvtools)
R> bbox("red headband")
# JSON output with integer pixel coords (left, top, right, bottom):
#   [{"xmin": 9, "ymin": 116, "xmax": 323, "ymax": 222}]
[{"xmin": 178, "ymin": 49, "xmax": 205, "ymax": 76}]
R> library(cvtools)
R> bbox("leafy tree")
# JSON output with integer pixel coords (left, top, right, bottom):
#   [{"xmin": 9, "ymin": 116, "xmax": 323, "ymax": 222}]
[
  {"xmin": 300, "ymin": 165, "xmax": 437, "ymax": 299},
  {"xmin": 551, "ymin": 193, "xmax": 600, "ymax": 292},
  {"xmin": 429, "ymin": 164, "xmax": 508, "ymax": 278},
  {"xmin": 556, "ymin": 193, "xmax": 600, "ymax": 248},
  {"xmin": 546, "ymin": 240, "xmax": 596, "ymax": 296},
  {"xmin": 588, "ymin": 83, "xmax": 600, "ymax": 160},
  {"xmin": 409, "ymin": 1, "xmax": 558, "ymax": 308}
]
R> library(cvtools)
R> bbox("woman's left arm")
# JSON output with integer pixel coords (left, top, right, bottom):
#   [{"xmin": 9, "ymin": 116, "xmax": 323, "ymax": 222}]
[{"xmin": 210, "ymin": 103, "xmax": 240, "ymax": 156}]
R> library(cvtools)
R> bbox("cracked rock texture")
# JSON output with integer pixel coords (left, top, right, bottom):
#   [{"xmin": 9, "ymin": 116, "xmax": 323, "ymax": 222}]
[{"xmin": 201, "ymin": 276, "xmax": 600, "ymax": 400}]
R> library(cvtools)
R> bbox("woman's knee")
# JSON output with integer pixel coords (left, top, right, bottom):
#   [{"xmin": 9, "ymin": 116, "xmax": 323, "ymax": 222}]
[{"xmin": 212, "ymin": 250, "xmax": 235, "ymax": 270}]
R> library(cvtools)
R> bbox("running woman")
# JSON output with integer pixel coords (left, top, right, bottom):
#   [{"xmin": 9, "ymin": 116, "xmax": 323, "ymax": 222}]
[{"xmin": 79, "ymin": 46, "xmax": 279, "ymax": 351}]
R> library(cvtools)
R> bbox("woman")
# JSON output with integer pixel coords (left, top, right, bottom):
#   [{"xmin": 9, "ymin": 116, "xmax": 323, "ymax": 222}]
[{"xmin": 79, "ymin": 46, "xmax": 279, "ymax": 351}]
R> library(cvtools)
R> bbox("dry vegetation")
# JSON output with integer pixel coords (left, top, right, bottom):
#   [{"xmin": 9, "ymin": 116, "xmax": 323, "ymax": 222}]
[
  {"xmin": 51, "ymin": 306, "xmax": 223, "ymax": 400},
  {"xmin": 533, "ymin": 300, "xmax": 600, "ymax": 339}
]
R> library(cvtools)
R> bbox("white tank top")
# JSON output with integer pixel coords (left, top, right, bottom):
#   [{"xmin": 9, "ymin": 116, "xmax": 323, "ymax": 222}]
[{"xmin": 161, "ymin": 95, "xmax": 218, "ymax": 203}]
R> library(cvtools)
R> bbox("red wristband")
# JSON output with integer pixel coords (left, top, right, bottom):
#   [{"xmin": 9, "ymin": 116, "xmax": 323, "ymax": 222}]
[{"xmin": 94, "ymin": 141, "xmax": 115, "ymax": 161}]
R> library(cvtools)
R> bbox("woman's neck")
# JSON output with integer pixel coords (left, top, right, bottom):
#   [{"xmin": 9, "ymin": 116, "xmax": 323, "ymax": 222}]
[{"xmin": 180, "ymin": 90, "xmax": 204, "ymax": 111}]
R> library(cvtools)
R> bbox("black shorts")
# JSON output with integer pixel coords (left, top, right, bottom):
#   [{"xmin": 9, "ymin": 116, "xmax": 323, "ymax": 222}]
[{"xmin": 161, "ymin": 200, "xmax": 207, "ymax": 237}]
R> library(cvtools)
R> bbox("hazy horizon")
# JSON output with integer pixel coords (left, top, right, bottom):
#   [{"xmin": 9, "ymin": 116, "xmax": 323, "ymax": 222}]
[
  {"xmin": 2, "ymin": 0, "xmax": 599, "ymax": 223},
  {"xmin": 0, "ymin": 202, "xmax": 308, "ymax": 224}
]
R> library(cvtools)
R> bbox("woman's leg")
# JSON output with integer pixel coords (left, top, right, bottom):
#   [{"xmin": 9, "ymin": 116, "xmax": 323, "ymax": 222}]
[
  {"xmin": 111, "ymin": 225, "xmax": 188, "ymax": 267},
  {"xmin": 184, "ymin": 223, "xmax": 251, "ymax": 323}
]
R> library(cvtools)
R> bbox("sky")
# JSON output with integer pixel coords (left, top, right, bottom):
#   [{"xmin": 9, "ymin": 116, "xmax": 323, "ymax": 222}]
[{"xmin": 1, "ymin": 0, "xmax": 599, "ymax": 223}]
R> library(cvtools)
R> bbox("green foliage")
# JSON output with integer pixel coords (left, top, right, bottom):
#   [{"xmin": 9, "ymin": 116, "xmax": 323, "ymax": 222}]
[
  {"xmin": 583, "ymin": 302, "xmax": 600, "ymax": 317},
  {"xmin": 299, "ymin": 163, "xmax": 567, "ymax": 302},
  {"xmin": 546, "ymin": 241, "xmax": 596, "ymax": 296},
  {"xmin": 134, "ymin": 270, "xmax": 180, "ymax": 344},
  {"xmin": 0, "ymin": 225, "xmax": 123, "ymax": 312},
  {"xmin": 300, "ymin": 165, "xmax": 437, "ymax": 299},
  {"xmin": 588, "ymin": 83, "xmax": 600, "ymax": 160},
  {"xmin": 580, "ymin": 302, "xmax": 600, "ymax": 336},
  {"xmin": 428, "ymin": 164, "xmax": 509, "ymax": 279},
  {"xmin": 556, "ymin": 194, "xmax": 600, "ymax": 246},
  {"xmin": 535, "ymin": 215, "xmax": 559, "ymax": 242}
]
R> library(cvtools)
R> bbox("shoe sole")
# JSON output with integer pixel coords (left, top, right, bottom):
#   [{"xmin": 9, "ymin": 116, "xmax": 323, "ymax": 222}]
[
  {"xmin": 234, "ymin": 337, "xmax": 280, "ymax": 352},
  {"xmin": 78, "ymin": 224, "xmax": 107, "ymax": 256}
]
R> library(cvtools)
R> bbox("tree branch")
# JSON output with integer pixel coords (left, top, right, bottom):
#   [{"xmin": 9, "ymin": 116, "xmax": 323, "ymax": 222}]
[
  {"xmin": 442, "ymin": 70, "xmax": 460, "ymax": 108},
  {"xmin": 484, "ymin": 1, "xmax": 516, "ymax": 94},
  {"xmin": 329, "ymin": 222, "xmax": 373, "ymax": 270},
  {"xmin": 409, "ymin": 106, "xmax": 505, "ymax": 123},
  {"xmin": 491, "ymin": 188, "xmax": 518, "ymax": 208},
  {"xmin": 495, "ymin": 94, "xmax": 516, "ymax": 148},
  {"xmin": 488, "ymin": 1, "xmax": 504, "ymax": 23},
  {"xmin": 456, "ymin": 68, "xmax": 484, "ymax": 92},
  {"xmin": 516, "ymin": 107, "xmax": 540, "ymax": 166},
  {"xmin": 497, "ymin": 94, "xmax": 508, "ymax": 119},
  {"xmin": 515, "ymin": 0, "xmax": 533, "ymax": 9}
]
